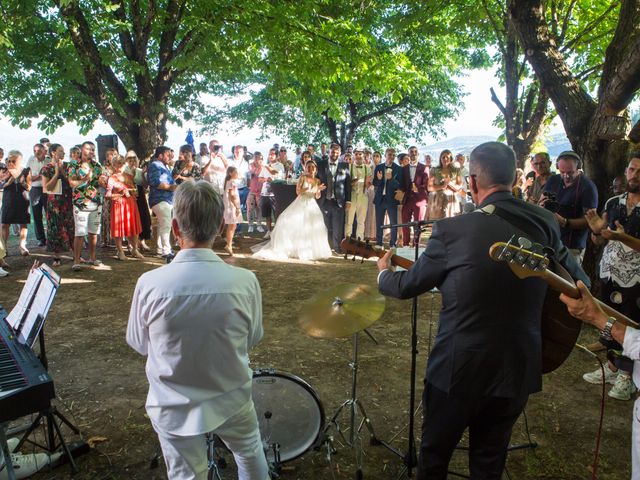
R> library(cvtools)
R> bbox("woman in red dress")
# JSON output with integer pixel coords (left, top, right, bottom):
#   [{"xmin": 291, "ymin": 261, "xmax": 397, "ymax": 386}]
[{"xmin": 106, "ymin": 155, "xmax": 143, "ymax": 260}]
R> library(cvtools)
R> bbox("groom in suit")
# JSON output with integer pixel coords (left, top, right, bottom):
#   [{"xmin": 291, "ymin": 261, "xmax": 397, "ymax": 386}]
[
  {"xmin": 401, "ymin": 146, "xmax": 429, "ymax": 246},
  {"xmin": 317, "ymin": 143, "xmax": 352, "ymax": 253},
  {"xmin": 372, "ymin": 148, "xmax": 403, "ymax": 247}
]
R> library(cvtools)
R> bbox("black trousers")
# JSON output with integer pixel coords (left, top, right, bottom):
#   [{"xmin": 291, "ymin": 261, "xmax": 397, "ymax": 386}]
[
  {"xmin": 418, "ymin": 382, "xmax": 528, "ymax": 480},
  {"xmin": 136, "ymin": 185, "xmax": 152, "ymax": 241},
  {"xmin": 29, "ymin": 187, "xmax": 47, "ymax": 242},
  {"xmin": 320, "ymin": 199, "xmax": 345, "ymax": 251}
]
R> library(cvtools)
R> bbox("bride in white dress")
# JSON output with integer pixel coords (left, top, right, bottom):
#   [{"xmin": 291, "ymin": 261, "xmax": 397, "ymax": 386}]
[{"xmin": 252, "ymin": 161, "xmax": 332, "ymax": 261}]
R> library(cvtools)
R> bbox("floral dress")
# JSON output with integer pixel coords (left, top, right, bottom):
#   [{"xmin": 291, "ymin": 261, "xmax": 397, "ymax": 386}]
[
  {"xmin": 41, "ymin": 163, "xmax": 74, "ymax": 252},
  {"xmin": 172, "ymin": 161, "xmax": 202, "ymax": 184}
]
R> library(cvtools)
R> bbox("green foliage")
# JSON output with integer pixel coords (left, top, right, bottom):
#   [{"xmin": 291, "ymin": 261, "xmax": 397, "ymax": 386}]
[{"xmin": 202, "ymin": 0, "xmax": 477, "ymax": 148}]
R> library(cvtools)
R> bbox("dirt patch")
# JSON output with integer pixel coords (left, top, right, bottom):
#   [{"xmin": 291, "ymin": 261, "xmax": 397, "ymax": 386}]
[{"xmin": 0, "ymin": 236, "xmax": 633, "ymax": 479}]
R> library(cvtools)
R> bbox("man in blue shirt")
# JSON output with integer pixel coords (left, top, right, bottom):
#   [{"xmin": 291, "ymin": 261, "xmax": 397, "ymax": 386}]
[
  {"xmin": 148, "ymin": 146, "xmax": 177, "ymax": 260},
  {"xmin": 541, "ymin": 150, "xmax": 598, "ymax": 262}
]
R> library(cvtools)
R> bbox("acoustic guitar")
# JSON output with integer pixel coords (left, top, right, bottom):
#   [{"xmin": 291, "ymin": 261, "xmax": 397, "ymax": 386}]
[{"xmin": 340, "ymin": 237, "xmax": 638, "ymax": 374}]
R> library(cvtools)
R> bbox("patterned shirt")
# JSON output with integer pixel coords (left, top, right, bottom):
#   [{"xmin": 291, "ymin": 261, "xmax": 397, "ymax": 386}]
[
  {"xmin": 599, "ymin": 193, "xmax": 640, "ymax": 287},
  {"xmin": 171, "ymin": 161, "xmax": 202, "ymax": 184},
  {"xmin": 67, "ymin": 159, "xmax": 104, "ymax": 209},
  {"xmin": 148, "ymin": 160, "xmax": 175, "ymax": 208}
]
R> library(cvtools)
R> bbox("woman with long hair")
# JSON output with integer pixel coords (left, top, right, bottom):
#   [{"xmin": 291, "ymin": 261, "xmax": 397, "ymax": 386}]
[
  {"xmin": 223, "ymin": 166, "xmax": 242, "ymax": 256},
  {"xmin": 0, "ymin": 150, "xmax": 31, "ymax": 257},
  {"xmin": 40, "ymin": 144, "xmax": 74, "ymax": 266},
  {"xmin": 427, "ymin": 149, "xmax": 463, "ymax": 220},
  {"xmin": 106, "ymin": 155, "xmax": 144, "ymax": 260}
]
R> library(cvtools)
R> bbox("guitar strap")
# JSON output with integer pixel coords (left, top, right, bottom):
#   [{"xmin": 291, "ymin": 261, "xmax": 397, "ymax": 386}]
[{"xmin": 478, "ymin": 204, "xmax": 549, "ymax": 250}]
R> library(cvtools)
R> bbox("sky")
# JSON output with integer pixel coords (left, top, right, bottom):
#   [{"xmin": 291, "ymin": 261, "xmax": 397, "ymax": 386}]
[{"xmin": 0, "ymin": 68, "xmax": 563, "ymax": 159}]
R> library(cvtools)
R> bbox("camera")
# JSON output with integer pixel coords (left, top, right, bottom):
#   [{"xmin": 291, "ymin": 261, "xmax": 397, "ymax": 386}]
[
  {"xmin": 543, "ymin": 192, "xmax": 560, "ymax": 213},
  {"xmin": 212, "ymin": 145, "xmax": 222, "ymax": 152}
]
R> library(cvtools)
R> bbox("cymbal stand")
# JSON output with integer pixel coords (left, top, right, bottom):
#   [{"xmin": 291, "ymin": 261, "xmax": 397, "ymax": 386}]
[{"xmin": 325, "ymin": 330, "xmax": 379, "ymax": 479}]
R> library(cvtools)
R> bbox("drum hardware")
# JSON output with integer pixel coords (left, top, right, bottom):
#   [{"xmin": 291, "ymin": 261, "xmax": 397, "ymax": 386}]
[
  {"xmin": 299, "ymin": 283, "xmax": 386, "ymax": 479},
  {"xmin": 206, "ymin": 433, "xmax": 226, "ymax": 480}
]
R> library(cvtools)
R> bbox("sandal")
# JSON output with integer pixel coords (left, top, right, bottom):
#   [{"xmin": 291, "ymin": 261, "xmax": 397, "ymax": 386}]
[
  {"xmin": 20, "ymin": 246, "xmax": 30, "ymax": 256},
  {"xmin": 116, "ymin": 250, "xmax": 127, "ymax": 261},
  {"xmin": 132, "ymin": 250, "xmax": 145, "ymax": 259},
  {"xmin": 52, "ymin": 258, "xmax": 62, "ymax": 267},
  {"xmin": 91, "ymin": 259, "xmax": 104, "ymax": 266},
  {"xmin": 224, "ymin": 245, "xmax": 234, "ymax": 257},
  {"xmin": 71, "ymin": 264, "xmax": 84, "ymax": 271}
]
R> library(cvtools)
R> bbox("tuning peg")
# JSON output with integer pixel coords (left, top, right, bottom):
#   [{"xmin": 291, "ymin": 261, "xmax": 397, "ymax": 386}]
[{"xmin": 517, "ymin": 237, "xmax": 532, "ymax": 249}]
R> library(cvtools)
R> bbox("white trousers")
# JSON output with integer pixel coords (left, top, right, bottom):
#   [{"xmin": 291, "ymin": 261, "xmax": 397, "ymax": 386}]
[
  {"xmin": 633, "ymin": 397, "xmax": 640, "ymax": 479},
  {"xmin": 345, "ymin": 193, "xmax": 368, "ymax": 240},
  {"xmin": 151, "ymin": 201, "xmax": 173, "ymax": 256},
  {"xmin": 155, "ymin": 402, "xmax": 269, "ymax": 480}
]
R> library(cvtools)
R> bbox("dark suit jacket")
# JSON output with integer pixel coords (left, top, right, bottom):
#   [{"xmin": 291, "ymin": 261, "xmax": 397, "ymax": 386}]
[
  {"xmin": 372, "ymin": 162, "xmax": 402, "ymax": 205},
  {"xmin": 378, "ymin": 191, "xmax": 588, "ymax": 398},
  {"xmin": 316, "ymin": 160, "xmax": 351, "ymax": 207},
  {"xmin": 402, "ymin": 163, "xmax": 428, "ymax": 203}
]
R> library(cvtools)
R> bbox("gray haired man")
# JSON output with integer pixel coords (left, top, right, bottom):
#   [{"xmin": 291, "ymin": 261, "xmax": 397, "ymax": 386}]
[{"xmin": 127, "ymin": 181, "xmax": 269, "ymax": 480}]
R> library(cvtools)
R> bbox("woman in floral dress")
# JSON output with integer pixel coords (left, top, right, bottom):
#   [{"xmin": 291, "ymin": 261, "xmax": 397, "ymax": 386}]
[{"xmin": 40, "ymin": 144, "xmax": 74, "ymax": 267}]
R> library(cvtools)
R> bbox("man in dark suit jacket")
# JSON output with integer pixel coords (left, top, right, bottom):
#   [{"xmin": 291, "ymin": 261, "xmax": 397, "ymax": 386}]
[
  {"xmin": 372, "ymin": 148, "xmax": 403, "ymax": 247},
  {"xmin": 316, "ymin": 143, "xmax": 351, "ymax": 252},
  {"xmin": 377, "ymin": 142, "xmax": 589, "ymax": 479},
  {"xmin": 401, "ymin": 147, "xmax": 429, "ymax": 246}
]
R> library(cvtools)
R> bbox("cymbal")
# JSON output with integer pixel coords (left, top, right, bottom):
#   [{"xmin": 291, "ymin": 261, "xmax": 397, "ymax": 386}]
[{"xmin": 299, "ymin": 283, "xmax": 386, "ymax": 338}]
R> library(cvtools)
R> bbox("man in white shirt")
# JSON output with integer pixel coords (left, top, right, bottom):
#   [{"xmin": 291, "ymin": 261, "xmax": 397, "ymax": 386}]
[
  {"xmin": 127, "ymin": 181, "xmax": 268, "ymax": 480},
  {"xmin": 560, "ymin": 281, "xmax": 640, "ymax": 480},
  {"xmin": 27, "ymin": 143, "xmax": 49, "ymax": 246}
]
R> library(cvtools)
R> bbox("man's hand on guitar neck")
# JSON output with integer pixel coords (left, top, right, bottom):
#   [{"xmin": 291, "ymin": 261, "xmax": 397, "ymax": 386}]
[
  {"xmin": 560, "ymin": 281, "xmax": 628, "ymax": 344},
  {"xmin": 377, "ymin": 248, "xmax": 395, "ymax": 273}
]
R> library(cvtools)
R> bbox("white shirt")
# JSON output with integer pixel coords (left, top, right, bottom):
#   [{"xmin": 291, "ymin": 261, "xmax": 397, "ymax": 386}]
[
  {"xmin": 126, "ymin": 248, "xmax": 264, "ymax": 436},
  {"xmin": 27, "ymin": 155, "xmax": 47, "ymax": 187},
  {"xmin": 232, "ymin": 158, "xmax": 249, "ymax": 189},
  {"xmin": 259, "ymin": 162, "xmax": 284, "ymax": 196},
  {"xmin": 623, "ymin": 328, "xmax": 640, "ymax": 389}
]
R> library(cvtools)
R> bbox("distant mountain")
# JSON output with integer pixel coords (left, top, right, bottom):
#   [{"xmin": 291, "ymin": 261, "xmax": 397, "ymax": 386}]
[
  {"xmin": 420, "ymin": 133, "xmax": 572, "ymax": 159},
  {"xmin": 420, "ymin": 135, "xmax": 497, "ymax": 156}
]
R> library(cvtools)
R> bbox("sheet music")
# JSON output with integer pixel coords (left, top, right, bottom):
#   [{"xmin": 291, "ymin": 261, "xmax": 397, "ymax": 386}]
[
  {"xmin": 5, "ymin": 269, "xmax": 43, "ymax": 330},
  {"xmin": 18, "ymin": 276, "xmax": 57, "ymax": 347}
]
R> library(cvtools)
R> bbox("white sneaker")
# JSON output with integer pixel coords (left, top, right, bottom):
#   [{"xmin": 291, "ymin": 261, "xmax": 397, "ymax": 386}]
[
  {"xmin": 608, "ymin": 373, "xmax": 636, "ymax": 401},
  {"xmin": 263, "ymin": 231, "xmax": 271, "ymax": 239},
  {"xmin": 583, "ymin": 363, "xmax": 618, "ymax": 385},
  {"xmin": 247, "ymin": 225, "xmax": 254, "ymax": 233},
  {"xmin": 256, "ymin": 225, "xmax": 265, "ymax": 233},
  {"xmin": 0, "ymin": 267, "xmax": 8, "ymax": 277}
]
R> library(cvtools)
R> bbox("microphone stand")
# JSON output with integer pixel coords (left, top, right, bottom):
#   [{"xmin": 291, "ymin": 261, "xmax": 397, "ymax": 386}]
[{"xmin": 376, "ymin": 220, "xmax": 431, "ymax": 478}]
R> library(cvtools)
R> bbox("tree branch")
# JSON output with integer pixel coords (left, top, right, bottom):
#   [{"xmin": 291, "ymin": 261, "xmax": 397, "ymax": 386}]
[
  {"xmin": 560, "ymin": 2, "xmax": 619, "ymax": 53},
  {"xmin": 558, "ymin": 0, "xmax": 579, "ymax": 44},
  {"xmin": 490, "ymin": 87, "xmax": 507, "ymax": 116},
  {"xmin": 481, "ymin": 0, "xmax": 507, "ymax": 56},
  {"xmin": 356, "ymin": 97, "xmax": 409, "ymax": 125}
]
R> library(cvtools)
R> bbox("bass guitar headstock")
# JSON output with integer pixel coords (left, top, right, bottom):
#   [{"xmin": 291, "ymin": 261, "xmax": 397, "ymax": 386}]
[{"xmin": 489, "ymin": 236, "xmax": 551, "ymax": 279}]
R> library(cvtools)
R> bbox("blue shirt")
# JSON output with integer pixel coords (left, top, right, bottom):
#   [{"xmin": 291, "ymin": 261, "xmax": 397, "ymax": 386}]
[
  {"xmin": 147, "ymin": 160, "xmax": 175, "ymax": 208},
  {"xmin": 544, "ymin": 173, "xmax": 598, "ymax": 249}
]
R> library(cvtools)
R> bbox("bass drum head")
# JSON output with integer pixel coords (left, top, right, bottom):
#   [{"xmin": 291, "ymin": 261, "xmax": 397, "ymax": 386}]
[{"xmin": 252, "ymin": 370, "xmax": 324, "ymax": 463}]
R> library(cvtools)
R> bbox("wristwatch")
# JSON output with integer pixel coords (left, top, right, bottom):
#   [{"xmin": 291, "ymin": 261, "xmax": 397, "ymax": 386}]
[{"xmin": 600, "ymin": 316, "xmax": 617, "ymax": 342}]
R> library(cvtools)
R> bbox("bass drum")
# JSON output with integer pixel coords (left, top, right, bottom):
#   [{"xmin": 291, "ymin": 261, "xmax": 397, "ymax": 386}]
[{"xmin": 252, "ymin": 369, "xmax": 325, "ymax": 464}]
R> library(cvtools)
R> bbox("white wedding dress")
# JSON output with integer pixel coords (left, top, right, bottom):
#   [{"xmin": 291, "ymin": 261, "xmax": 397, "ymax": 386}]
[{"xmin": 252, "ymin": 178, "xmax": 332, "ymax": 261}]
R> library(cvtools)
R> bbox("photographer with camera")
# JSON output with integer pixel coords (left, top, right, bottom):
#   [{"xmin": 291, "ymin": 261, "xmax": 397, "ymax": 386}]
[{"xmin": 539, "ymin": 150, "xmax": 598, "ymax": 262}]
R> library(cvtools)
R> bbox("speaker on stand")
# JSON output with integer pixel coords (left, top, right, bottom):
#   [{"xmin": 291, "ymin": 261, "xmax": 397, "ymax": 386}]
[{"xmin": 95, "ymin": 134, "xmax": 119, "ymax": 165}]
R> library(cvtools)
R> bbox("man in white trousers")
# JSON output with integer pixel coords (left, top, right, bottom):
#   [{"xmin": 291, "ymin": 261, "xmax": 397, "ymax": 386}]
[{"xmin": 127, "ymin": 181, "xmax": 269, "ymax": 480}]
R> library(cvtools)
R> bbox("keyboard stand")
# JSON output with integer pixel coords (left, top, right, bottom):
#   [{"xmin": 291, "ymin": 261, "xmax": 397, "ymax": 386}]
[
  {"xmin": 14, "ymin": 330, "xmax": 83, "ymax": 472},
  {"xmin": 0, "ymin": 423, "xmax": 17, "ymax": 480}
]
